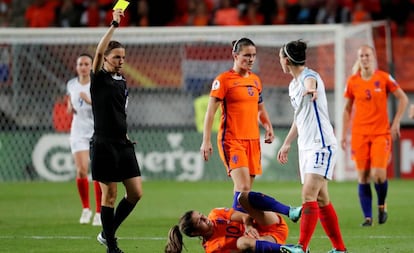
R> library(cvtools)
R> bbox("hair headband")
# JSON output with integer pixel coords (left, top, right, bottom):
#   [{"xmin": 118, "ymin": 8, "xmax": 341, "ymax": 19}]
[
  {"xmin": 232, "ymin": 39, "xmax": 241, "ymax": 52},
  {"xmin": 283, "ymin": 44, "xmax": 305, "ymax": 64}
]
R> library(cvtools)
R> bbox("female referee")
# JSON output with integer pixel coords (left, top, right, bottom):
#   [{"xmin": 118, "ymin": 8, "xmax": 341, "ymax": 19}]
[{"xmin": 90, "ymin": 9, "xmax": 143, "ymax": 253}]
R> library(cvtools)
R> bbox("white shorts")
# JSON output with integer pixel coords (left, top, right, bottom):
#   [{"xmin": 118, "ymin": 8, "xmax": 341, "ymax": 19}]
[
  {"xmin": 298, "ymin": 145, "xmax": 337, "ymax": 184},
  {"xmin": 70, "ymin": 137, "xmax": 90, "ymax": 153}
]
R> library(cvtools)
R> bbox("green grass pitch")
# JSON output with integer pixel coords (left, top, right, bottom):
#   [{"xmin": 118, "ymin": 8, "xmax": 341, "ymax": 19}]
[{"xmin": 0, "ymin": 180, "xmax": 413, "ymax": 252}]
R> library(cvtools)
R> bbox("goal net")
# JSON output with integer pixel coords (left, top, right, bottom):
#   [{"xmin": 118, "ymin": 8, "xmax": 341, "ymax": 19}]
[{"xmin": 0, "ymin": 23, "xmax": 385, "ymax": 181}]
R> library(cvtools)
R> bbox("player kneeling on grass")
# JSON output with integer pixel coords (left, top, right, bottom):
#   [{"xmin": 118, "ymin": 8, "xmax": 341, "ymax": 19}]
[{"xmin": 165, "ymin": 191, "xmax": 302, "ymax": 253}]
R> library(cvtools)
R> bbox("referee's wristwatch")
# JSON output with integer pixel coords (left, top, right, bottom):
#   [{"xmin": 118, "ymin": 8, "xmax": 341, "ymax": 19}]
[{"xmin": 111, "ymin": 20, "xmax": 119, "ymax": 27}]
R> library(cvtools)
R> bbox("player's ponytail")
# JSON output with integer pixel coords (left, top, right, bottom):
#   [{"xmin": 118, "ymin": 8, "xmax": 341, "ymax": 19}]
[
  {"xmin": 165, "ymin": 225, "xmax": 184, "ymax": 253},
  {"xmin": 351, "ymin": 59, "xmax": 361, "ymax": 75},
  {"xmin": 164, "ymin": 210, "xmax": 196, "ymax": 253}
]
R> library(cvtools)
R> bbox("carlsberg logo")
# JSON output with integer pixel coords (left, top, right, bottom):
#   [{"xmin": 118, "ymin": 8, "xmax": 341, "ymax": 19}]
[
  {"xmin": 32, "ymin": 133, "xmax": 204, "ymax": 182},
  {"xmin": 31, "ymin": 132, "xmax": 280, "ymax": 182}
]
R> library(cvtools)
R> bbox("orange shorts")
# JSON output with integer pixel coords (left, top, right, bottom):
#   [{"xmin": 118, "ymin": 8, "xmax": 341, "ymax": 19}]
[
  {"xmin": 351, "ymin": 133, "xmax": 391, "ymax": 170},
  {"xmin": 217, "ymin": 139, "xmax": 262, "ymax": 176},
  {"xmin": 256, "ymin": 215, "xmax": 288, "ymax": 244}
]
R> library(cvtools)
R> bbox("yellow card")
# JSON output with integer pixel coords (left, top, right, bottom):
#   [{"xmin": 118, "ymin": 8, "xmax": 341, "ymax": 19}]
[{"xmin": 113, "ymin": 0, "xmax": 130, "ymax": 11}]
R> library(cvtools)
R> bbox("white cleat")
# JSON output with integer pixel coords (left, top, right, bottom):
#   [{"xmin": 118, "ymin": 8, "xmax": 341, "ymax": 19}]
[
  {"xmin": 92, "ymin": 212, "xmax": 102, "ymax": 226},
  {"xmin": 79, "ymin": 208, "xmax": 92, "ymax": 224}
]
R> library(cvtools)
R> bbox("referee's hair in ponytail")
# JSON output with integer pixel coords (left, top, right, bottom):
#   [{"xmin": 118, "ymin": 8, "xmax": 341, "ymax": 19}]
[{"xmin": 282, "ymin": 39, "xmax": 307, "ymax": 66}]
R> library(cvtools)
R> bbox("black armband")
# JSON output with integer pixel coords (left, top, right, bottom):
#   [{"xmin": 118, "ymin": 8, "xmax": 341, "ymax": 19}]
[{"xmin": 111, "ymin": 20, "xmax": 119, "ymax": 27}]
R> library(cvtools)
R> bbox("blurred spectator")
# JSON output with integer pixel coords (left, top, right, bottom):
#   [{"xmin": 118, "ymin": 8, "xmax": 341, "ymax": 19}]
[
  {"xmin": 363, "ymin": 0, "xmax": 383, "ymax": 20},
  {"xmin": 286, "ymin": 0, "xmax": 298, "ymax": 4},
  {"xmin": 56, "ymin": 0, "xmax": 82, "ymax": 27},
  {"xmin": 383, "ymin": 0, "xmax": 412, "ymax": 37},
  {"xmin": 204, "ymin": 0, "xmax": 217, "ymax": 12},
  {"xmin": 0, "ymin": 0, "xmax": 411, "ymax": 40},
  {"xmin": 260, "ymin": 0, "xmax": 277, "ymax": 25},
  {"xmin": 167, "ymin": 0, "xmax": 190, "ymax": 26},
  {"xmin": 169, "ymin": 0, "xmax": 188, "ymax": 25},
  {"xmin": 25, "ymin": 0, "xmax": 60, "ymax": 27},
  {"xmin": 341, "ymin": 0, "xmax": 353, "ymax": 9},
  {"xmin": 271, "ymin": 0, "xmax": 288, "ymax": 25},
  {"xmin": 147, "ymin": 0, "xmax": 175, "ymax": 26},
  {"xmin": 80, "ymin": 0, "xmax": 102, "ymax": 27},
  {"xmin": 239, "ymin": 0, "xmax": 264, "ymax": 25},
  {"xmin": 129, "ymin": 0, "xmax": 149, "ymax": 26},
  {"xmin": 286, "ymin": 0, "xmax": 319, "ymax": 24},
  {"xmin": 351, "ymin": 0, "xmax": 371, "ymax": 24},
  {"xmin": 98, "ymin": 0, "xmax": 112, "ymax": 10},
  {"xmin": 405, "ymin": 8, "xmax": 414, "ymax": 37},
  {"xmin": 0, "ymin": 0, "xmax": 11, "ymax": 27},
  {"xmin": 212, "ymin": 0, "xmax": 242, "ymax": 25},
  {"xmin": 315, "ymin": 0, "xmax": 351, "ymax": 24},
  {"xmin": 186, "ymin": 0, "xmax": 210, "ymax": 26}
]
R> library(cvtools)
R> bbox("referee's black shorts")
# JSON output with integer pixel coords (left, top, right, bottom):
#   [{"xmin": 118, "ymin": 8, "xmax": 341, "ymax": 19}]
[{"xmin": 90, "ymin": 136, "xmax": 141, "ymax": 183}]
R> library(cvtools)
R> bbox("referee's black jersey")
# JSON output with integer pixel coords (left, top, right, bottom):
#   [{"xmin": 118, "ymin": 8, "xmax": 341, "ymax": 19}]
[{"xmin": 90, "ymin": 69, "xmax": 128, "ymax": 140}]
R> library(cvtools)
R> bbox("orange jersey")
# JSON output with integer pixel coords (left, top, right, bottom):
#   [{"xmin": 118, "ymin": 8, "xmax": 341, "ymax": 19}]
[
  {"xmin": 203, "ymin": 208, "xmax": 243, "ymax": 253},
  {"xmin": 210, "ymin": 70, "xmax": 262, "ymax": 140},
  {"xmin": 344, "ymin": 70, "xmax": 400, "ymax": 135},
  {"xmin": 202, "ymin": 208, "xmax": 288, "ymax": 253}
]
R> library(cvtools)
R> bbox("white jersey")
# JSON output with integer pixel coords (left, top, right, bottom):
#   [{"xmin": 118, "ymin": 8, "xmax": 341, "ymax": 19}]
[
  {"xmin": 288, "ymin": 67, "xmax": 336, "ymax": 150},
  {"xmin": 66, "ymin": 77, "xmax": 94, "ymax": 140}
]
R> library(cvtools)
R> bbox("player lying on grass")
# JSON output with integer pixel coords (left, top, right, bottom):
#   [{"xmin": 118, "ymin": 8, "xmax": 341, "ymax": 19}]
[{"xmin": 165, "ymin": 191, "xmax": 302, "ymax": 253}]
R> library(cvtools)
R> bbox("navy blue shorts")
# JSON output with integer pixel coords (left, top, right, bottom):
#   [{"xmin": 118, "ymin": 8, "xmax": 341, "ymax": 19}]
[{"xmin": 90, "ymin": 137, "xmax": 141, "ymax": 182}]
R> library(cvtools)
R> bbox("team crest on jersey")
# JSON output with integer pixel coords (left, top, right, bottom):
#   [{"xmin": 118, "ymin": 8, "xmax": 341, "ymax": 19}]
[
  {"xmin": 247, "ymin": 86, "xmax": 254, "ymax": 96},
  {"xmin": 212, "ymin": 80, "xmax": 220, "ymax": 90},
  {"xmin": 374, "ymin": 81, "xmax": 381, "ymax": 92}
]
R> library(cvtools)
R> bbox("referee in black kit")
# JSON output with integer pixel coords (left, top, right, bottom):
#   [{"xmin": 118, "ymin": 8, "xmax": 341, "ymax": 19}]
[{"xmin": 90, "ymin": 8, "xmax": 143, "ymax": 253}]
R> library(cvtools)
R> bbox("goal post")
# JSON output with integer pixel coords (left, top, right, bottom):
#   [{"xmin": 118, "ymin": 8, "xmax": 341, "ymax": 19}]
[{"xmin": 0, "ymin": 23, "xmax": 384, "ymax": 181}]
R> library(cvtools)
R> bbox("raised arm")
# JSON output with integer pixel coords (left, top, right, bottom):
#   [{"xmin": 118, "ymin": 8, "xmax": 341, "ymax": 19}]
[{"xmin": 92, "ymin": 9, "xmax": 123, "ymax": 73}]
